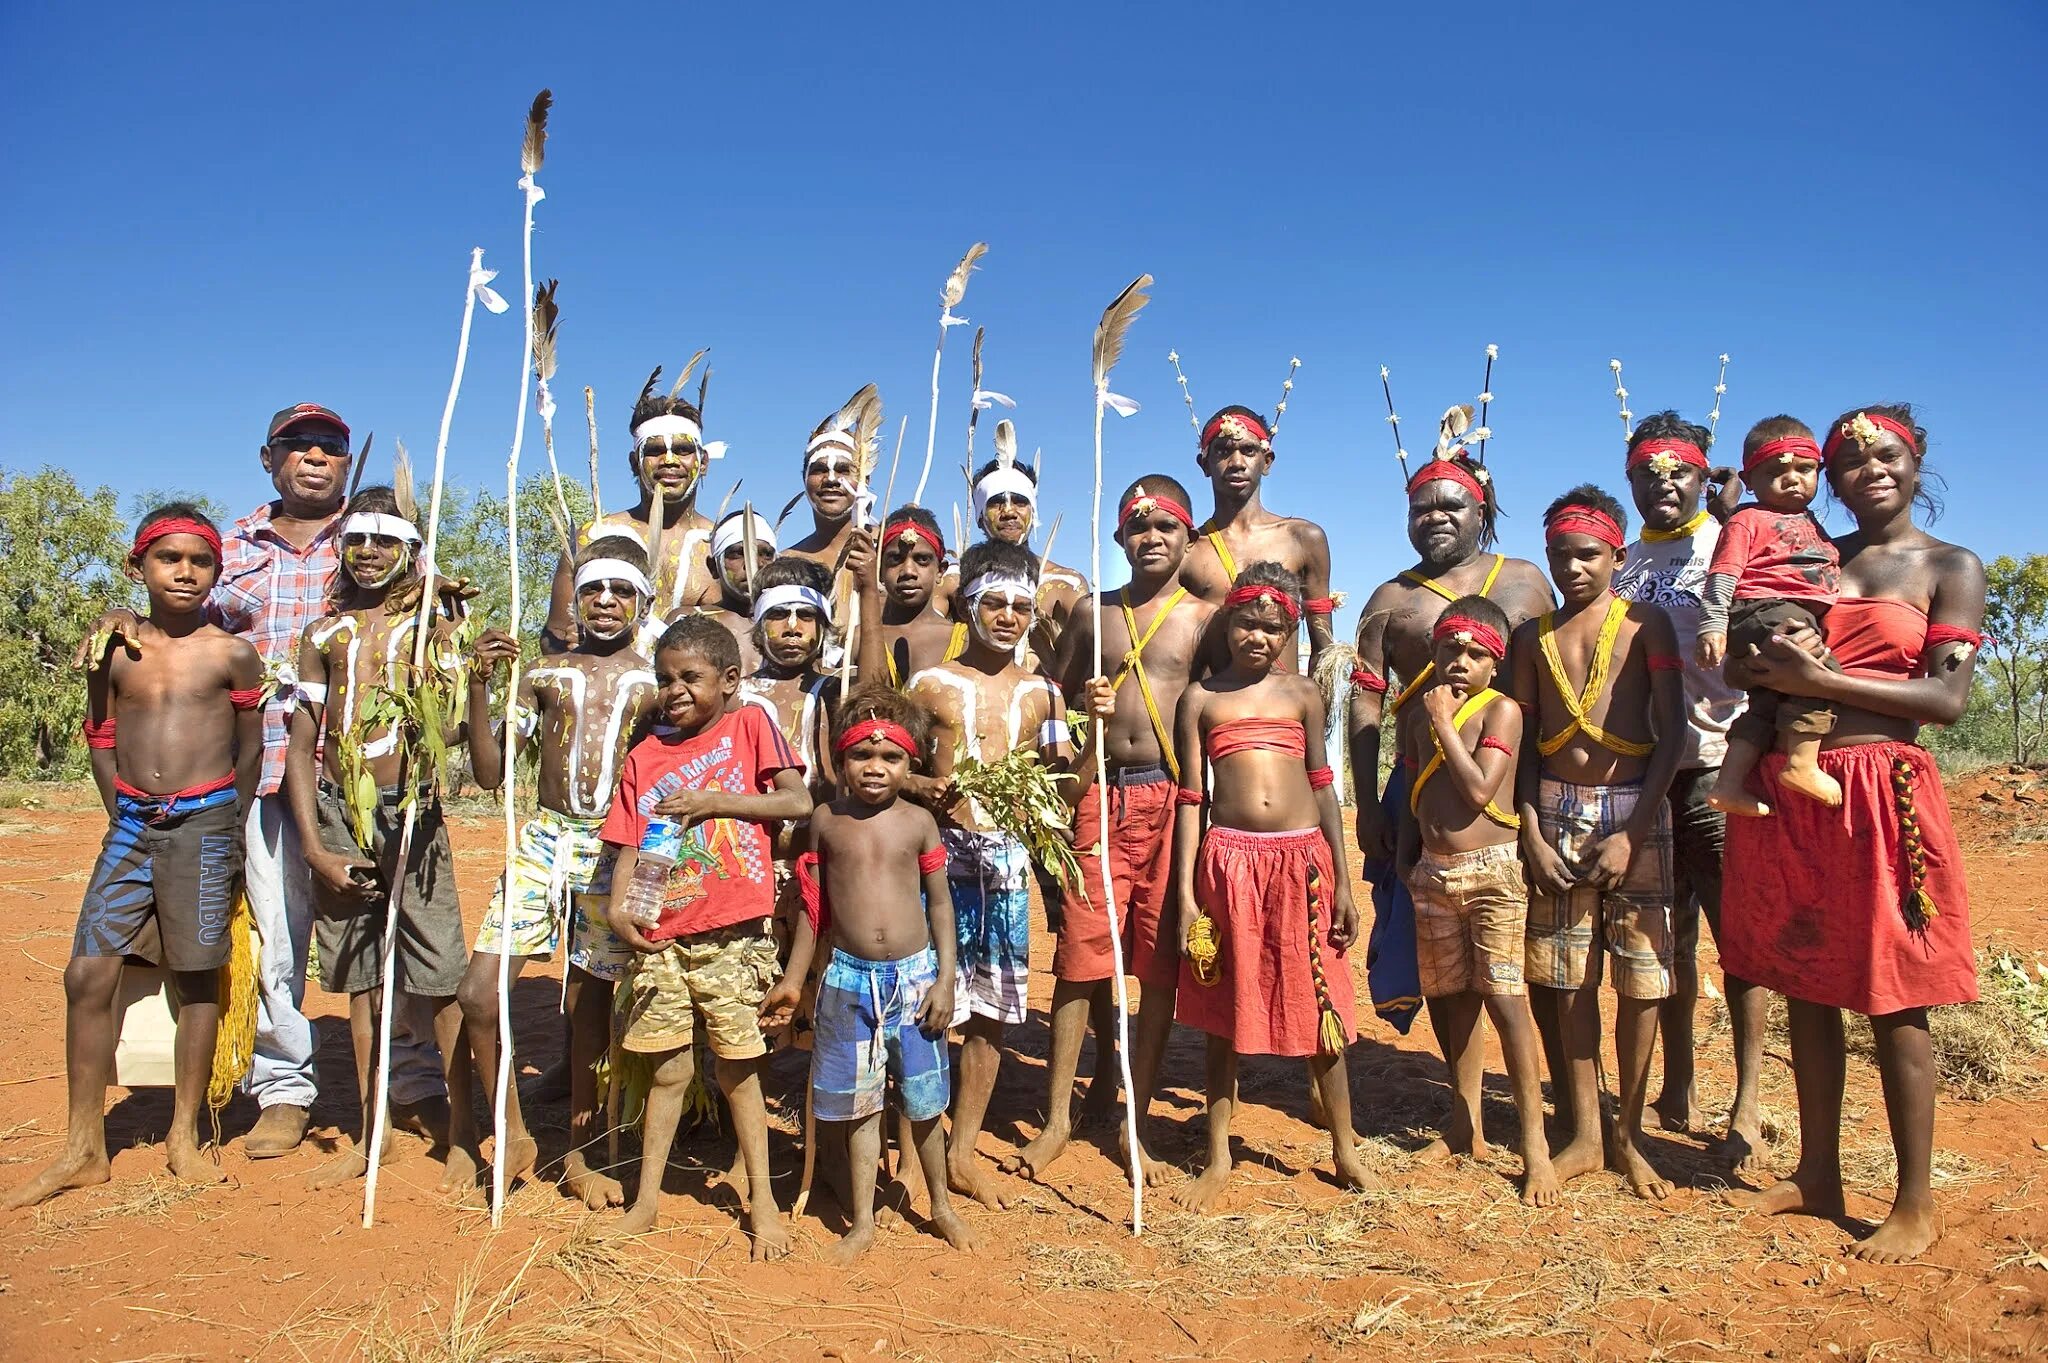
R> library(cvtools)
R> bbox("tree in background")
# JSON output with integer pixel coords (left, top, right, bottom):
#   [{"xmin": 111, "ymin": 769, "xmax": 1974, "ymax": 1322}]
[
  {"xmin": 1983, "ymin": 554, "xmax": 2048, "ymax": 765},
  {"xmin": 0, "ymin": 467, "xmax": 133, "ymax": 777},
  {"xmin": 435, "ymin": 471, "xmax": 594, "ymax": 646}
]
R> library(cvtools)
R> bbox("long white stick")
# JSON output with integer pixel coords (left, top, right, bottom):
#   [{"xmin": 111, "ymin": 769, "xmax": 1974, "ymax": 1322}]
[
  {"xmin": 912, "ymin": 317, "xmax": 948, "ymax": 506},
  {"xmin": 1091, "ymin": 389, "xmax": 1144, "ymax": 1235},
  {"xmin": 363, "ymin": 247, "xmax": 493, "ymax": 1228}
]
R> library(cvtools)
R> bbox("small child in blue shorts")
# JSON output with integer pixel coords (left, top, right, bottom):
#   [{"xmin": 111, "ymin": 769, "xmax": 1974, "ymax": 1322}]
[{"xmin": 763, "ymin": 685, "xmax": 979, "ymax": 1265}]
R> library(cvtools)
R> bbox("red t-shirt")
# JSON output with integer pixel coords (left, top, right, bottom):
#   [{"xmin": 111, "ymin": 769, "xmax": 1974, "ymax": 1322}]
[
  {"xmin": 599, "ymin": 705, "xmax": 801, "ymax": 941},
  {"xmin": 1706, "ymin": 506, "xmax": 1840, "ymax": 605}
]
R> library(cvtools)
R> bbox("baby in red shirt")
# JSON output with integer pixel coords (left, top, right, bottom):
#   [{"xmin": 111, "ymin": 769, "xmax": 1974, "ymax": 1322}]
[{"xmin": 1697, "ymin": 416, "xmax": 1843, "ymax": 814}]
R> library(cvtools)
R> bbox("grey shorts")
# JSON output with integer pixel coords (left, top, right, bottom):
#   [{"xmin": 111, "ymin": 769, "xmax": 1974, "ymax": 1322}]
[{"xmin": 312, "ymin": 780, "xmax": 466, "ymax": 998}]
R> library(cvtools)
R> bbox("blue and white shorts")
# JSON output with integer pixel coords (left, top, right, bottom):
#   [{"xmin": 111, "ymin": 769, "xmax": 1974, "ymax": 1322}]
[
  {"xmin": 811, "ymin": 945, "xmax": 950, "ymax": 1123},
  {"xmin": 943, "ymin": 827, "xmax": 1031, "ymax": 1026}
]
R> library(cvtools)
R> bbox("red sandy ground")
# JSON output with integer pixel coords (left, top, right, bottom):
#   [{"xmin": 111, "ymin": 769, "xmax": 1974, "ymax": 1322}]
[{"xmin": 1, "ymin": 776, "xmax": 2044, "ymax": 1362}]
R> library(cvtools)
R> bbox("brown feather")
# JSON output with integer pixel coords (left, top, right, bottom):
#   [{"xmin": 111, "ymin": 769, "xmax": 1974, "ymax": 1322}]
[
  {"xmin": 697, "ymin": 366, "xmax": 711, "ymax": 416},
  {"xmin": 392, "ymin": 440, "xmax": 417, "ymax": 524},
  {"xmin": 941, "ymin": 242, "xmax": 989, "ymax": 309},
  {"xmin": 637, "ymin": 367, "xmax": 662, "ymax": 409},
  {"xmin": 668, "ymin": 349, "xmax": 708, "ymax": 399},
  {"xmin": 532, "ymin": 280, "xmax": 560, "ymax": 383},
  {"xmin": 1092, "ymin": 275, "xmax": 1154, "ymax": 391},
  {"xmin": 522, "ymin": 90, "xmax": 552, "ymax": 176},
  {"xmin": 967, "ymin": 326, "xmax": 986, "ymax": 448}
]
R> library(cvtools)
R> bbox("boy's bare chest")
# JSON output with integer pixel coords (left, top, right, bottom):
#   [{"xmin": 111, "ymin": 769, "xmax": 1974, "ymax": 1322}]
[{"xmin": 109, "ymin": 643, "xmax": 227, "ymax": 713}]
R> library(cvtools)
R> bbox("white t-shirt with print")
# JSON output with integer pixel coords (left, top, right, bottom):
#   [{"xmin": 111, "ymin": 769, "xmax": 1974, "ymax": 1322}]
[{"xmin": 1617, "ymin": 518, "xmax": 1748, "ymax": 771}]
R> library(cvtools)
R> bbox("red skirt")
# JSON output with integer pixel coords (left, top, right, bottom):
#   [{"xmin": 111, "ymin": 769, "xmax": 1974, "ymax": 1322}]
[
  {"xmin": 1722, "ymin": 740, "xmax": 1976, "ymax": 1015},
  {"xmin": 1176, "ymin": 826, "xmax": 1356, "ymax": 1057}
]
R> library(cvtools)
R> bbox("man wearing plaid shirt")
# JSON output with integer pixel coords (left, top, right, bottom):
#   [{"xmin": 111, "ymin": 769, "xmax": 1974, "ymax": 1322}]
[{"xmin": 206, "ymin": 405, "xmax": 449, "ymax": 1157}]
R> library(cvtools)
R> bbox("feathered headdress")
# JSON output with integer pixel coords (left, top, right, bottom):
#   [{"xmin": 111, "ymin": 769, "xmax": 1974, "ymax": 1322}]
[{"xmin": 1168, "ymin": 350, "xmax": 1299, "ymax": 448}]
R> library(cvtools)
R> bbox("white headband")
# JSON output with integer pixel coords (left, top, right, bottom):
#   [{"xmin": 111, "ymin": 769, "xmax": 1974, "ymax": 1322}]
[
  {"xmin": 972, "ymin": 467, "xmax": 1038, "ymax": 522},
  {"xmin": 574, "ymin": 558, "xmax": 654, "ymax": 599},
  {"xmin": 340, "ymin": 512, "xmax": 422, "ymax": 546},
  {"xmin": 632, "ymin": 413, "xmax": 702, "ymax": 446},
  {"xmin": 962, "ymin": 572, "xmax": 1037, "ymax": 606},
  {"xmin": 751, "ymin": 583, "xmax": 832, "ymax": 623},
  {"xmin": 711, "ymin": 516, "xmax": 777, "ymax": 563}
]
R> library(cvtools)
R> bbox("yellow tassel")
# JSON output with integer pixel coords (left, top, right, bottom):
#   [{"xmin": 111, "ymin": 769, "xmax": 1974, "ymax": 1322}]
[
  {"xmin": 1319, "ymin": 1006, "xmax": 1348, "ymax": 1058},
  {"xmin": 207, "ymin": 893, "xmax": 259, "ymax": 1112},
  {"xmin": 1185, "ymin": 914, "xmax": 1221, "ymax": 986}
]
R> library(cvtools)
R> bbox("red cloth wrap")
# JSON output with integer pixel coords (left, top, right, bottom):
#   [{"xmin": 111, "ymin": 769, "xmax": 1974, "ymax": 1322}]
[
  {"xmin": 1431, "ymin": 613, "xmax": 1506, "ymax": 660},
  {"xmin": 1174, "ymin": 826, "xmax": 1355, "ymax": 1057},
  {"xmin": 1201, "ymin": 411, "xmax": 1270, "ymax": 449},
  {"xmin": 1626, "ymin": 437, "xmax": 1709, "ymax": 472},
  {"xmin": 83, "ymin": 717, "xmax": 116, "ymax": 749},
  {"xmin": 113, "ymin": 771, "xmax": 235, "ymax": 802},
  {"xmin": 1546, "ymin": 506, "xmax": 1624, "ymax": 548},
  {"xmin": 834, "ymin": 719, "xmax": 921, "ymax": 760},
  {"xmin": 1722, "ymin": 741, "xmax": 1974, "ymax": 1014},
  {"xmin": 1303, "ymin": 596, "xmax": 1336, "ymax": 615},
  {"xmin": 1406, "ymin": 458, "xmax": 1486, "ymax": 503},
  {"xmin": 1350, "ymin": 665, "xmax": 1388, "ymax": 694},
  {"xmin": 917, "ymin": 845, "xmax": 947, "ymax": 875},
  {"xmin": 1223, "ymin": 583, "xmax": 1301, "ymax": 622},
  {"xmin": 229, "ymin": 687, "xmax": 264, "ymax": 710},
  {"xmin": 1176, "ymin": 787, "xmax": 1205, "ymax": 806},
  {"xmin": 1054, "ymin": 778, "xmax": 1179, "ymax": 987},
  {"xmin": 1118, "ymin": 492, "xmax": 1195, "ymax": 532},
  {"xmin": 1924, "ymin": 623, "xmax": 1984, "ymax": 651},
  {"xmin": 884, "ymin": 520, "xmax": 946, "ymax": 560},
  {"xmin": 795, "ymin": 851, "xmax": 827, "ymax": 936},
  {"xmin": 1647, "ymin": 654, "xmax": 1684, "ymax": 671},
  {"xmin": 1479, "ymin": 736, "xmax": 1514, "ymax": 757},
  {"xmin": 1745, "ymin": 434, "xmax": 1823, "ymax": 473},
  {"xmin": 1821, "ymin": 411, "xmax": 1919, "ymax": 464},
  {"xmin": 1306, "ymin": 766, "xmax": 1334, "ymax": 790},
  {"xmin": 1206, "ymin": 717, "xmax": 1307, "ymax": 760},
  {"xmin": 132, "ymin": 517, "xmax": 222, "ymax": 560}
]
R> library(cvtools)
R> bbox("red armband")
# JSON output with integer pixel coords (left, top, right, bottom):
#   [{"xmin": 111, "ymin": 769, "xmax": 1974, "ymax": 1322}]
[
  {"xmin": 1307, "ymin": 766, "xmax": 1334, "ymax": 790},
  {"xmin": 1350, "ymin": 666, "xmax": 1388, "ymax": 695},
  {"xmin": 1303, "ymin": 597, "xmax": 1336, "ymax": 615},
  {"xmin": 917, "ymin": 845, "xmax": 947, "ymax": 875},
  {"xmin": 795, "ymin": 851, "xmax": 827, "ymax": 936},
  {"xmin": 1924, "ymin": 624, "xmax": 1984, "ymax": 650},
  {"xmin": 1479, "ymin": 736, "xmax": 1514, "ymax": 757},
  {"xmin": 83, "ymin": 717, "xmax": 116, "ymax": 750},
  {"xmin": 229, "ymin": 686, "xmax": 265, "ymax": 710},
  {"xmin": 1647, "ymin": 654, "xmax": 1684, "ymax": 672},
  {"xmin": 1175, "ymin": 787, "xmax": 1205, "ymax": 806}
]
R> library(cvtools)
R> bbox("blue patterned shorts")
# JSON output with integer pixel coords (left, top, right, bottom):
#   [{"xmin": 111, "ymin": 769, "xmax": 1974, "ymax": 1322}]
[
  {"xmin": 943, "ymin": 828, "xmax": 1031, "ymax": 1026},
  {"xmin": 76, "ymin": 785, "xmax": 242, "ymax": 973},
  {"xmin": 811, "ymin": 946, "xmax": 950, "ymax": 1122}
]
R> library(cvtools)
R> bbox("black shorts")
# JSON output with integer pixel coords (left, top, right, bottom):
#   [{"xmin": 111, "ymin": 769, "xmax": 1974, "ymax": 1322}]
[{"xmin": 74, "ymin": 786, "xmax": 243, "ymax": 974}]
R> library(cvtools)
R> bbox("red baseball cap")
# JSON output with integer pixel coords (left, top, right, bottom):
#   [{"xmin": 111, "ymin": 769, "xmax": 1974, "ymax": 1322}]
[{"xmin": 267, "ymin": 403, "xmax": 351, "ymax": 443}]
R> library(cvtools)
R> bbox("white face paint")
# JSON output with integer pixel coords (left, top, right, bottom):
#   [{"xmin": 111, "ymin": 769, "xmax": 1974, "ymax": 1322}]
[{"xmin": 575, "ymin": 580, "xmax": 644, "ymax": 642}]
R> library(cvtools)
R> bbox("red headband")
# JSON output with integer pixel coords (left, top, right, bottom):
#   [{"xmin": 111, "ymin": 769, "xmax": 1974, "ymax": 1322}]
[
  {"xmin": 884, "ymin": 520, "xmax": 946, "ymax": 560},
  {"xmin": 1223, "ymin": 583, "xmax": 1301, "ymax": 622},
  {"xmin": 835, "ymin": 719, "xmax": 920, "ymax": 760},
  {"xmin": 132, "ymin": 517, "xmax": 222, "ymax": 560},
  {"xmin": 1432, "ymin": 613, "xmax": 1506, "ymax": 660},
  {"xmin": 1821, "ymin": 412, "xmax": 1919, "ymax": 464},
  {"xmin": 1546, "ymin": 505, "xmax": 1624, "ymax": 549},
  {"xmin": 1745, "ymin": 434, "xmax": 1823, "ymax": 473},
  {"xmin": 1201, "ymin": 411, "xmax": 1270, "ymax": 449},
  {"xmin": 1118, "ymin": 491, "xmax": 1195, "ymax": 532},
  {"xmin": 1405, "ymin": 458, "xmax": 1487, "ymax": 504},
  {"xmin": 1626, "ymin": 438, "xmax": 1709, "ymax": 473}
]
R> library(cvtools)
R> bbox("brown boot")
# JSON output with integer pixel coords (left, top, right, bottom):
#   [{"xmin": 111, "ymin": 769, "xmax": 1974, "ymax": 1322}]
[{"xmin": 245, "ymin": 1103, "xmax": 310, "ymax": 1159}]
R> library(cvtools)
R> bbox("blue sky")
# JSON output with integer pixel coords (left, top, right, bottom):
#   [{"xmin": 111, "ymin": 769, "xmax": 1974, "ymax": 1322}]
[{"xmin": 4, "ymin": 2, "xmax": 2041, "ymax": 620}]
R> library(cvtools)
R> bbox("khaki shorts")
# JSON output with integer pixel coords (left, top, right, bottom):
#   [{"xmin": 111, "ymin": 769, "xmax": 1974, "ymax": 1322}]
[
  {"xmin": 1407, "ymin": 842, "xmax": 1528, "ymax": 998},
  {"xmin": 1525, "ymin": 776, "xmax": 1675, "ymax": 1000},
  {"xmin": 615, "ymin": 921, "xmax": 779, "ymax": 1060}
]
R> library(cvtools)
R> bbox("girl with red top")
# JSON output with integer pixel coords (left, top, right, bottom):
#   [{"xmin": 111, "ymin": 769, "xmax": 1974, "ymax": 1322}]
[
  {"xmin": 1721, "ymin": 403, "xmax": 1986, "ymax": 1264},
  {"xmin": 1168, "ymin": 561, "xmax": 1369, "ymax": 1213}
]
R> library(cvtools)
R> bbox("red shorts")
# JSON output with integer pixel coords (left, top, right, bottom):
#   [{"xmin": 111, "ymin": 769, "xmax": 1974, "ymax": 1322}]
[
  {"xmin": 1176, "ymin": 826, "xmax": 1356, "ymax": 1057},
  {"xmin": 1723, "ymin": 741, "xmax": 1975, "ymax": 1016},
  {"xmin": 1053, "ymin": 770, "xmax": 1177, "ymax": 987}
]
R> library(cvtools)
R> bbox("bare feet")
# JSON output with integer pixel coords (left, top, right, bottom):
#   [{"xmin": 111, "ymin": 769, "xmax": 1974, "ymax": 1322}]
[
  {"xmin": 1724, "ymin": 1171, "xmax": 1846, "ymax": 1218},
  {"xmin": 947, "ymin": 1155, "xmax": 1011, "ymax": 1211},
  {"xmin": 562, "ymin": 1157, "xmax": 626, "ymax": 1210},
  {"xmin": 310, "ymin": 1131, "xmax": 400, "ymax": 1191},
  {"xmin": 1651, "ymin": 1091, "xmax": 1704, "ymax": 1135},
  {"xmin": 824, "ymin": 1222, "xmax": 875, "ymax": 1266},
  {"xmin": 1414, "ymin": 1121, "xmax": 1489, "ymax": 1165},
  {"xmin": 3, "ymin": 1149, "xmax": 112, "ymax": 1210},
  {"xmin": 439, "ymin": 1144, "xmax": 481, "ymax": 1199},
  {"xmin": 1119, "ymin": 1127, "xmax": 1175, "ymax": 1189},
  {"xmin": 1332, "ymin": 1141, "xmax": 1379, "ymax": 1193},
  {"xmin": 1549, "ymin": 1135, "xmax": 1604, "ymax": 1186},
  {"xmin": 1778, "ymin": 763, "xmax": 1843, "ymax": 808},
  {"xmin": 1850, "ymin": 1203, "xmax": 1939, "ymax": 1263},
  {"xmin": 521, "ymin": 1058, "xmax": 572, "ymax": 1105},
  {"xmin": 716, "ymin": 1147, "xmax": 749, "ymax": 1201},
  {"xmin": 599, "ymin": 1199, "xmax": 660, "ymax": 1238},
  {"xmin": 1717, "ymin": 1116, "xmax": 1773, "ymax": 1178},
  {"xmin": 495, "ymin": 1134, "xmax": 539, "ymax": 1185},
  {"xmin": 999, "ymin": 1124, "xmax": 1071, "ymax": 1182},
  {"xmin": 1521, "ymin": 1155, "xmax": 1562, "ymax": 1208},
  {"xmin": 747, "ymin": 1203, "xmax": 792, "ymax": 1261},
  {"xmin": 166, "ymin": 1138, "xmax": 225, "ymax": 1187},
  {"xmin": 1610, "ymin": 1133, "xmax": 1672, "ymax": 1200},
  {"xmin": 1172, "ymin": 1161, "xmax": 1233, "ymax": 1214},
  {"xmin": 1706, "ymin": 787, "xmax": 1772, "ymax": 818},
  {"xmin": 928, "ymin": 1206, "xmax": 981, "ymax": 1251}
]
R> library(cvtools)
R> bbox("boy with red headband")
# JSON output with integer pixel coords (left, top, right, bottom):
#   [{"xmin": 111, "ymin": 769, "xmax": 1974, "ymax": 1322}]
[
  {"xmin": 1394, "ymin": 595, "xmax": 1557, "ymax": 1205},
  {"xmin": 1511, "ymin": 486, "xmax": 1686, "ymax": 1200},
  {"xmin": 1003, "ymin": 475, "xmax": 1214, "ymax": 1186},
  {"xmin": 762, "ymin": 686, "xmax": 977, "ymax": 1264},
  {"xmin": 1699, "ymin": 416, "xmax": 1845, "ymax": 815},
  {"xmin": 875, "ymin": 505, "xmax": 967, "ymax": 686},
  {"xmin": 6, "ymin": 507, "xmax": 264, "ymax": 1210}
]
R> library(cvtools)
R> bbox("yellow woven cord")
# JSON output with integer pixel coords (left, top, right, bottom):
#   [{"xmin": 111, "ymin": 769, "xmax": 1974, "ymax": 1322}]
[
  {"xmin": 1303, "ymin": 863, "xmax": 1348, "ymax": 1056},
  {"xmin": 206, "ymin": 893, "xmax": 260, "ymax": 1112},
  {"xmin": 1409, "ymin": 687, "xmax": 1521, "ymax": 829},
  {"xmin": 1388, "ymin": 556, "xmax": 1506, "ymax": 715},
  {"xmin": 1640, "ymin": 509, "xmax": 1710, "ymax": 544},
  {"xmin": 1534, "ymin": 598, "xmax": 1654, "ymax": 759},
  {"xmin": 1113, "ymin": 588, "xmax": 1191, "ymax": 782},
  {"xmin": 1893, "ymin": 757, "xmax": 1940, "ymax": 931},
  {"xmin": 943, "ymin": 621, "xmax": 969, "ymax": 663},
  {"xmin": 1205, "ymin": 528, "xmax": 1238, "ymax": 581},
  {"xmin": 1185, "ymin": 913, "xmax": 1222, "ymax": 986}
]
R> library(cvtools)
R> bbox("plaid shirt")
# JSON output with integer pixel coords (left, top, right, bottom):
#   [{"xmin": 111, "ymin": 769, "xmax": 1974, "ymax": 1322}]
[{"xmin": 206, "ymin": 502, "xmax": 340, "ymax": 797}]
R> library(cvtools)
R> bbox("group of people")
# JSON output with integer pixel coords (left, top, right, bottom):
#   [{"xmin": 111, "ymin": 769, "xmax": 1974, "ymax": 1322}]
[{"xmin": 9, "ymin": 380, "xmax": 1986, "ymax": 1268}]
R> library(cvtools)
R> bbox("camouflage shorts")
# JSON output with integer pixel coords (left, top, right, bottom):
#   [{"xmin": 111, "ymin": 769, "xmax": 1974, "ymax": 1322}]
[{"xmin": 615, "ymin": 921, "xmax": 779, "ymax": 1060}]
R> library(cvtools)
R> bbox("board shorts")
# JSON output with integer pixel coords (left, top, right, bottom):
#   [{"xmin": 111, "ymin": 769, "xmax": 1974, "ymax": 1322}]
[
  {"xmin": 473, "ymin": 807, "xmax": 631, "ymax": 982},
  {"xmin": 311, "ymin": 780, "xmax": 466, "ymax": 998},
  {"xmin": 944, "ymin": 827, "xmax": 1032, "ymax": 1026},
  {"xmin": 1053, "ymin": 765, "xmax": 1177, "ymax": 987},
  {"xmin": 614, "ymin": 920, "xmax": 779, "ymax": 1059},
  {"xmin": 1175, "ymin": 826, "xmax": 1356, "ymax": 1058},
  {"xmin": 810, "ymin": 945, "xmax": 951, "ymax": 1123},
  {"xmin": 1407, "ymin": 842, "xmax": 1528, "ymax": 998},
  {"xmin": 1524, "ymin": 775, "xmax": 1675, "ymax": 1000},
  {"xmin": 75, "ymin": 784, "xmax": 243, "ymax": 974}
]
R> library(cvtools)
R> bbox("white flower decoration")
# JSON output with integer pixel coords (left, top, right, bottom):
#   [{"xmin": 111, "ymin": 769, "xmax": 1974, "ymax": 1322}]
[{"xmin": 1486, "ymin": 344, "xmax": 1499, "ymax": 360}]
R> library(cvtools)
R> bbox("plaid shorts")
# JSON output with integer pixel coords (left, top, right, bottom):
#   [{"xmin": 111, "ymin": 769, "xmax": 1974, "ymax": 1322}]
[
  {"xmin": 615, "ymin": 922, "xmax": 779, "ymax": 1059},
  {"xmin": 811, "ymin": 946, "xmax": 950, "ymax": 1123},
  {"xmin": 1407, "ymin": 842, "xmax": 1528, "ymax": 998},
  {"xmin": 474, "ymin": 808, "xmax": 631, "ymax": 982},
  {"xmin": 943, "ymin": 828, "xmax": 1032, "ymax": 1026},
  {"xmin": 1525, "ymin": 776, "xmax": 1675, "ymax": 999}
]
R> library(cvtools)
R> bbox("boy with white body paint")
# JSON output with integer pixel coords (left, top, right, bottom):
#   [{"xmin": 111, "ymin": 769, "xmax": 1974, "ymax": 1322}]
[
  {"xmin": 455, "ymin": 535, "xmax": 658, "ymax": 1209},
  {"xmin": 700, "ymin": 509, "xmax": 779, "ymax": 674},
  {"xmin": 934, "ymin": 438, "xmax": 1088, "ymax": 671}
]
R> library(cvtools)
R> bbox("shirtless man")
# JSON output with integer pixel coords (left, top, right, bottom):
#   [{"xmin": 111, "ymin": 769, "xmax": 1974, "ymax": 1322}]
[
  {"xmin": 906, "ymin": 541, "xmax": 1072, "ymax": 1209},
  {"xmin": 544, "ymin": 374, "xmax": 719, "ymax": 652},
  {"xmin": 1347, "ymin": 449, "xmax": 1551, "ymax": 1144}
]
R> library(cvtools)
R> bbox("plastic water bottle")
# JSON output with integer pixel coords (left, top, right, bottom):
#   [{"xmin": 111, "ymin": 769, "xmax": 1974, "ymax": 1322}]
[{"xmin": 623, "ymin": 817, "xmax": 682, "ymax": 930}]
